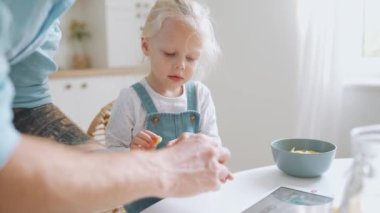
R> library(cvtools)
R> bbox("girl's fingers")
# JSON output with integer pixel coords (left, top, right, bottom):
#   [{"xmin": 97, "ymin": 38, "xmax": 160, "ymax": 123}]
[
  {"xmin": 141, "ymin": 130, "xmax": 161, "ymax": 146},
  {"xmin": 142, "ymin": 130, "xmax": 159, "ymax": 139},
  {"xmin": 130, "ymin": 142, "xmax": 142, "ymax": 150},
  {"xmin": 138, "ymin": 131, "xmax": 154, "ymax": 143},
  {"xmin": 132, "ymin": 133, "xmax": 153, "ymax": 149}
]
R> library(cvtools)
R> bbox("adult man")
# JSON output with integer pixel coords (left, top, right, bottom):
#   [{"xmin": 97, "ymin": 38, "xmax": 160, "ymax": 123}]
[{"xmin": 0, "ymin": 0, "xmax": 233, "ymax": 212}]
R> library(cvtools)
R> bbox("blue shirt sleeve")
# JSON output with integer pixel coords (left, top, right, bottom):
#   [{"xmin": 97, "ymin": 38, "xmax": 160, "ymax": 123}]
[
  {"xmin": 0, "ymin": 2, "xmax": 20, "ymax": 169},
  {"xmin": 0, "ymin": 0, "xmax": 74, "ymax": 168},
  {"xmin": 3, "ymin": 0, "xmax": 75, "ymax": 108},
  {"xmin": 3, "ymin": 0, "xmax": 75, "ymax": 64}
]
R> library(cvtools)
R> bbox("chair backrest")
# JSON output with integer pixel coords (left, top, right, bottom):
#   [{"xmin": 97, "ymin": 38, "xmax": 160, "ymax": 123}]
[
  {"xmin": 87, "ymin": 101, "xmax": 114, "ymax": 144},
  {"xmin": 87, "ymin": 101, "xmax": 128, "ymax": 213}
]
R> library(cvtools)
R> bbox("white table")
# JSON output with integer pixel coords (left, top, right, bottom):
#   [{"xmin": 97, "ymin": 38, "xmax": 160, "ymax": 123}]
[{"xmin": 143, "ymin": 158, "xmax": 353, "ymax": 213}]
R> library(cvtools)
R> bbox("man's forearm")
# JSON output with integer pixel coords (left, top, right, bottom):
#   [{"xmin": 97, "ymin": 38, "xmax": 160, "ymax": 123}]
[
  {"xmin": 0, "ymin": 135, "xmax": 165, "ymax": 212},
  {"xmin": 72, "ymin": 139, "xmax": 107, "ymax": 152},
  {"xmin": 0, "ymin": 133, "xmax": 232, "ymax": 212}
]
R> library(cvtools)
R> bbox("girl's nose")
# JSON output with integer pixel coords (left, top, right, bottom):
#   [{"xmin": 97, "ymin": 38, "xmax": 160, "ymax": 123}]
[{"xmin": 175, "ymin": 60, "xmax": 185, "ymax": 71}]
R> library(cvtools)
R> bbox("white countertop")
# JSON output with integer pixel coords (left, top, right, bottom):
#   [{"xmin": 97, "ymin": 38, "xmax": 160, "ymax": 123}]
[{"xmin": 143, "ymin": 158, "xmax": 353, "ymax": 213}]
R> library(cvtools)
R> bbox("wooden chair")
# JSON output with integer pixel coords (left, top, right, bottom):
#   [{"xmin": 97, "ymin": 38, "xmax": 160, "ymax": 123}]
[
  {"xmin": 87, "ymin": 101, "xmax": 128, "ymax": 213},
  {"xmin": 87, "ymin": 101, "xmax": 114, "ymax": 144}
]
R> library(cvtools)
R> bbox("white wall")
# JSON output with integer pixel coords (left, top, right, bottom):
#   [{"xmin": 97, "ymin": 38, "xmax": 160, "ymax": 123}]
[
  {"xmin": 200, "ymin": 0, "xmax": 299, "ymax": 172},
  {"xmin": 57, "ymin": 1, "xmax": 299, "ymax": 172},
  {"xmin": 55, "ymin": 0, "xmax": 380, "ymax": 172},
  {"xmin": 200, "ymin": 0, "xmax": 380, "ymax": 172},
  {"xmin": 334, "ymin": 0, "xmax": 380, "ymax": 158}
]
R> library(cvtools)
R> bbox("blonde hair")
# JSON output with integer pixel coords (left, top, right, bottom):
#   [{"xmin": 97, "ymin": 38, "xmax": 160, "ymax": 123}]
[{"xmin": 142, "ymin": 0, "xmax": 220, "ymax": 80}]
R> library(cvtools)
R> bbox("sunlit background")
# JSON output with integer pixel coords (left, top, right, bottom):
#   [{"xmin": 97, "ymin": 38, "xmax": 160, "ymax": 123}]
[{"xmin": 53, "ymin": 0, "xmax": 380, "ymax": 172}]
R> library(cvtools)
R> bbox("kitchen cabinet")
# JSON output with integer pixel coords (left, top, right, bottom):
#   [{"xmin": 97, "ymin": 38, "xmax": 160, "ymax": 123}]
[
  {"xmin": 103, "ymin": 0, "xmax": 155, "ymax": 67},
  {"xmin": 58, "ymin": 0, "xmax": 155, "ymax": 69},
  {"xmin": 48, "ymin": 69, "xmax": 144, "ymax": 131}
]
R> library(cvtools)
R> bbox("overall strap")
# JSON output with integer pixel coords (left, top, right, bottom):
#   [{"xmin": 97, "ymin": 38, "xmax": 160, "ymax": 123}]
[
  {"xmin": 132, "ymin": 83, "xmax": 158, "ymax": 113},
  {"xmin": 186, "ymin": 81, "xmax": 197, "ymax": 111}
]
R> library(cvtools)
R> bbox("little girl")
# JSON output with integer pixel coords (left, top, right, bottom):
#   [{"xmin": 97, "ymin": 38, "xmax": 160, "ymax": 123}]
[{"xmin": 106, "ymin": 0, "xmax": 222, "ymax": 212}]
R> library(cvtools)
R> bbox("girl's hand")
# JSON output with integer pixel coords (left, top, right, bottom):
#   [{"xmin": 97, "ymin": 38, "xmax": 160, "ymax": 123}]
[{"xmin": 130, "ymin": 130, "xmax": 162, "ymax": 151}]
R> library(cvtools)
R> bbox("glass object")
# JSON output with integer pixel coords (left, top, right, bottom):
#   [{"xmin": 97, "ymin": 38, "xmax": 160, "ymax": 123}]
[{"xmin": 339, "ymin": 125, "xmax": 380, "ymax": 213}]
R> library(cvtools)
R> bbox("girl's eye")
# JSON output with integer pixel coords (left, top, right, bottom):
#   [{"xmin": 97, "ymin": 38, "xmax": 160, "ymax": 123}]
[
  {"xmin": 186, "ymin": 56, "xmax": 197, "ymax": 62},
  {"xmin": 164, "ymin": 52, "xmax": 175, "ymax": 57}
]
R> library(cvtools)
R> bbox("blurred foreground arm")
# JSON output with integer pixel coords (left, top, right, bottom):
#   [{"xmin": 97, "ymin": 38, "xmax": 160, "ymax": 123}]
[{"xmin": 0, "ymin": 133, "xmax": 232, "ymax": 212}]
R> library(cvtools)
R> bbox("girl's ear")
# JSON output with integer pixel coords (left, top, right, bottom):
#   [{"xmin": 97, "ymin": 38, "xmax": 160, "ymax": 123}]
[{"xmin": 141, "ymin": 37, "xmax": 149, "ymax": 56}]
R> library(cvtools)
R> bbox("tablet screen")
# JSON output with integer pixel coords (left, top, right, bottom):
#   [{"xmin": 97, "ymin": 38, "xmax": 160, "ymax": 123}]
[{"xmin": 243, "ymin": 187, "xmax": 333, "ymax": 213}]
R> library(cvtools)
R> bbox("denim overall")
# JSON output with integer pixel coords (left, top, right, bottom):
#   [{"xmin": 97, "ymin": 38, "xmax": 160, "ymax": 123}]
[{"xmin": 125, "ymin": 81, "xmax": 201, "ymax": 213}]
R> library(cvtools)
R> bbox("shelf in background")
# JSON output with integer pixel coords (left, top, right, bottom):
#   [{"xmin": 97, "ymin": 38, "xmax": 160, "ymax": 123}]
[{"xmin": 50, "ymin": 67, "xmax": 144, "ymax": 79}]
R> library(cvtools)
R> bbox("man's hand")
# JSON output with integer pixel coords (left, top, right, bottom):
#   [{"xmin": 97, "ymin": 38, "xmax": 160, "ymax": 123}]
[{"xmin": 157, "ymin": 133, "xmax": 233, "ymax": 197}]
